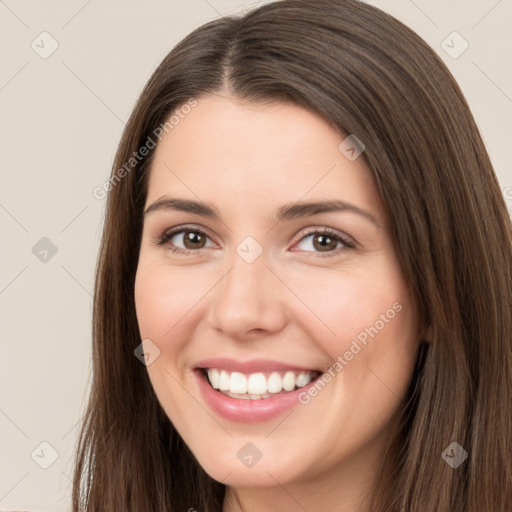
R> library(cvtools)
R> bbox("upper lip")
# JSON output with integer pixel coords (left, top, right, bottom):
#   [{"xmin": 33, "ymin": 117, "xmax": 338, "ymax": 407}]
[{"xmin": 194, "ymin": 357, "xmax": 322, "ymax": 374}]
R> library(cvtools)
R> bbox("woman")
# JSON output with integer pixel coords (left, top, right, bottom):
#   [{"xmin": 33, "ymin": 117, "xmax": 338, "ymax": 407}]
[{"xmin": 71, "ymin": 0, "xmax": 512, "ymax": 510}]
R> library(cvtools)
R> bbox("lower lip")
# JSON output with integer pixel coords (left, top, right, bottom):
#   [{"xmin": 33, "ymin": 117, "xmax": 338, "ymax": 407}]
[{"xmin": 194, "ymin": 369, "xmax": 321, "ymax": 423}]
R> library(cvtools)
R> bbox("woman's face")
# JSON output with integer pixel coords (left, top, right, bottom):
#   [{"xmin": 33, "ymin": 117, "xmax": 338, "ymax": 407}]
[{"xmin": 134, "ymin": 93, "xmax": 421, "ymax": 493}]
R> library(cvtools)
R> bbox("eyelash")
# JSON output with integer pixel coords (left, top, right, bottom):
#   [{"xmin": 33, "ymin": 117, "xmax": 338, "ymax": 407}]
[{"xmin": 155, "ymin": 225, "xmax": 356, "ymax": 258}]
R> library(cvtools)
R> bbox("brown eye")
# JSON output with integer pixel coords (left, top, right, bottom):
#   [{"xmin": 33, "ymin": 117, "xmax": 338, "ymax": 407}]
[
  {"xmin": 293, "ymin": 228, "xmax": 355, "ymax": 257},
  {"xmin": 181, "ymin": 230, "xmax": 207, "ymax": 249},
  {"xmin": 157, "ymin": 227, "xmax": 214, "ymax": 253},
  {"xmin": 312, "ymin": 233, "xmax": 338, "ymax": 252}
]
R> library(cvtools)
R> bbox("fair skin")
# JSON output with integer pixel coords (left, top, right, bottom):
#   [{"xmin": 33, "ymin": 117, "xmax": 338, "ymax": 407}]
[{"xmin": 134, "ymin": 92, "xmax": 423, "ymax": 512}]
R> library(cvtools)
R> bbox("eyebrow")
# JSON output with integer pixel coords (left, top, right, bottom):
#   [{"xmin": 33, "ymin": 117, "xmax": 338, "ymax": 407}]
[{"xmin": 144, "ymin": 197, "xmax": 383, "ymax": 229}]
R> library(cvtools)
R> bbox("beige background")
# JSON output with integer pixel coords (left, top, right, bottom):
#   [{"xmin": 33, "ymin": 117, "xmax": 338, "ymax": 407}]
[{"xmin": 0, "ymin": 0, "xmax": 510, "ymax": 510}]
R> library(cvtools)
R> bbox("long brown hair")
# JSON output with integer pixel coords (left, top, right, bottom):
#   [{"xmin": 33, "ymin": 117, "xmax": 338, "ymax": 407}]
[{"xmin": 72, "ymin": 0, "xmax": 512, "ymax": 510}]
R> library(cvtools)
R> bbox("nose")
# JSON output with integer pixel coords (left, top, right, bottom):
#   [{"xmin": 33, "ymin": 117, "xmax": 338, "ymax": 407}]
[{"xmin": 206, "ymin": 246, "xmax": 288, "ymax": 340}]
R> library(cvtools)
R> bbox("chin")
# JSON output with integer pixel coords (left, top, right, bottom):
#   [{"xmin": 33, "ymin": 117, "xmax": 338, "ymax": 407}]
[{"xmin": 196, "ymin": 447, "xmax": 301, "ymax": 487}]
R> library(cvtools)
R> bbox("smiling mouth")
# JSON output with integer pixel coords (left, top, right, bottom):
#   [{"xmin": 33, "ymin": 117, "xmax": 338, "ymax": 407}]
[{"xmin": 199, "ymin": 368, "xmax": 323, "ymax": 400}]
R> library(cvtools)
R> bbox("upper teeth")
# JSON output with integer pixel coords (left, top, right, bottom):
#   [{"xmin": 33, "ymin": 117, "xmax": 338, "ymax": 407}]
[{"xmin": 206, "ymin": 369, "xmax": 317, "ymax": 395}]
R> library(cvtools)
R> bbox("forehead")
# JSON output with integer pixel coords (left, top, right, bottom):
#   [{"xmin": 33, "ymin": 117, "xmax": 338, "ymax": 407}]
[{"xmin": 145, "ymin": 94, "xmax": 386, "ymax": 224}]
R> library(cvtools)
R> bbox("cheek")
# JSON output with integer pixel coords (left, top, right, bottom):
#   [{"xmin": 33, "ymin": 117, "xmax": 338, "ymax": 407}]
[
  {"xmin": 134, "ymin": 261, "xmax": 212, "ymax": 341},
  {"xmin": 287, "ymin": 265, "xmax": 413, "ymax": 348},
  {"xmin": 288, "ymin": 264, "xmax": 419, "ymax": 395},
  {"xmin": 134, "ymin": 262, "xmax": 204, "ymax": 420}
]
